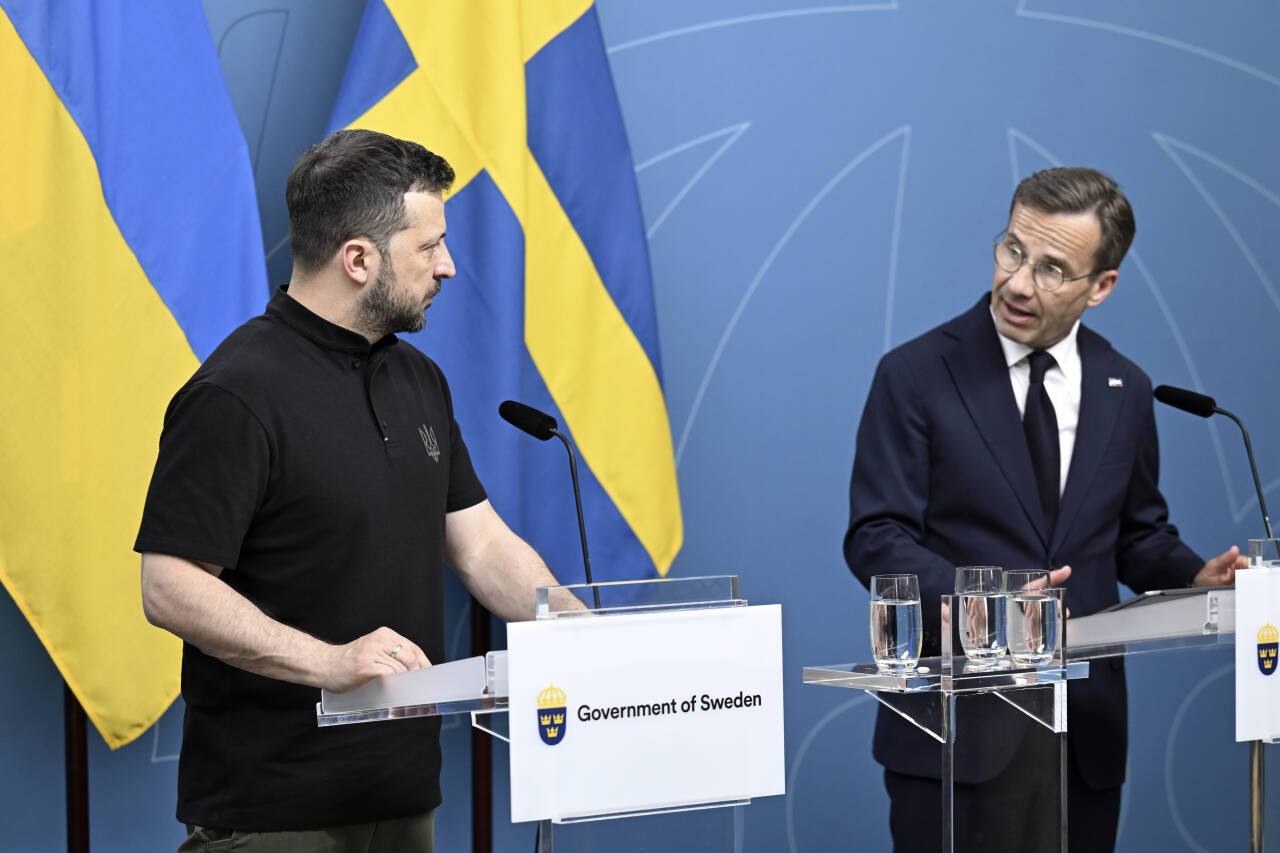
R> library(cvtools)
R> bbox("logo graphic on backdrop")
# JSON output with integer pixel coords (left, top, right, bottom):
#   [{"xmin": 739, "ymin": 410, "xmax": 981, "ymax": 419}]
[
  {"xmin": 537, "ymin": 684, "xmax": 567, "ymax": 745},
  {"xmin": 1258, "ymin": 623, "xmax": 1278, "ymax": 676}
]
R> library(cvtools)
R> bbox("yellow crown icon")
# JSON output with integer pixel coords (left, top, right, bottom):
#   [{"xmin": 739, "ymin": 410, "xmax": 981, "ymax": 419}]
[
  {"xmin": 537, "ymin": 684, "xmax": 567, "ymax": 708},
  {"xmin": 1259, "ymin": 623, "xmax": 1279, "ymax": 644},
  {"xmin": 540, "ymin": 714, "xmax": 552, "ymax": 725},
  {"xmin": 546, "ymin": 726, "xmax": 559, "ymax": 738}
]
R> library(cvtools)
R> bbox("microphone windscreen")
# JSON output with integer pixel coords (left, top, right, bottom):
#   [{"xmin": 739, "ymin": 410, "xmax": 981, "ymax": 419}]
[
  {"xmin": 1154, "ymin": 385, "xmax": 1216, "ymax": 418},
  {"xmin": 499, "ymin": 400, "xmax": 558, "ymax": 440}
]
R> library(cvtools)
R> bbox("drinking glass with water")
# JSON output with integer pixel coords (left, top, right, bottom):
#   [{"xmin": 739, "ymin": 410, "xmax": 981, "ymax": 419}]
[
  {"xmin": 955, "ymin": 566, "xmax": 1006, "ymax": 664},
  {"xmin": 1003, "ymin": 570, "xmax": 1061, "ymax": 665},
  {"xmin": 870, "ymin": 574, "xmax": 922, "ymax": 673}
]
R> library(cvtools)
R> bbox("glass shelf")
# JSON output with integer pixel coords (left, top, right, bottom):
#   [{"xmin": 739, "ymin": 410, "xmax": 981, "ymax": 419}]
[
  {"xmin": 803, "ymin": 656, "xmax": 1089, "ymax": 695},
  {"xmin": 316, "ymin": 694, "xmax": 505, "ymax": 727}
]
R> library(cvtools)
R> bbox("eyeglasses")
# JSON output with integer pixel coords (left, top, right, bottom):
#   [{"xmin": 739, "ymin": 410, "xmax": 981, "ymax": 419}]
[{"xmin": 993, "ymin": 230, "xmax": 1102, "ymax": 293}]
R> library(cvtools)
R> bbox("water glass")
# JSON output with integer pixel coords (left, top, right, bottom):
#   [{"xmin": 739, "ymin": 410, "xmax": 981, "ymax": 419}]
[
  {"xmin": 1003, "ymin": 569, "xmax": 1050, "ymax": 592},
  {"xmin": 870, "ymin": 574, "xmax": 922, "ymax": 673},
  {"xmin": 955, "ymin": 566, "xmax": 1005, "ymax": 663},
  {"xmin": 1005, "ymin": 587, "xmax": 1061, "ymax": 666}
]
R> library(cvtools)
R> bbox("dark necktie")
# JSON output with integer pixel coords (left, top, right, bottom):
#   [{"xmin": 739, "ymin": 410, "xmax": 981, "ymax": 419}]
[{"xmin": 1024, "ymin": 350, "xmax": 1060, "ymax": 536}]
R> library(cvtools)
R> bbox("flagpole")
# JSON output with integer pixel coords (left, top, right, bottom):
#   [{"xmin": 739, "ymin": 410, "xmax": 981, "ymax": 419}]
[{"xmin": 64, "ymin": 682, "xmax": 89, "ymax": 853}]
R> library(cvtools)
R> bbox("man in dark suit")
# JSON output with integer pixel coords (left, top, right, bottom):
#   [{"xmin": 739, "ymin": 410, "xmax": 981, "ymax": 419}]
[{"xmin": 844, "ymin": 167, "xmax": 1242, "ymax": 852}]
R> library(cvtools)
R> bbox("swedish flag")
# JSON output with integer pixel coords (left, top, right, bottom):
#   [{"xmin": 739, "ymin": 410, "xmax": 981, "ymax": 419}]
[
  {"xmin": 0, "ymin": 1, "xmax": 266, "ymax": 747},
  {"xmin": 329, "ymin": 2, "xmax": 683, "ymax": 582}
]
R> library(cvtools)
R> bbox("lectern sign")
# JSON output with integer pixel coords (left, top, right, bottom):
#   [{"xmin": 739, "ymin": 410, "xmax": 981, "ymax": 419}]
[
  {"xmin": 1236, "ymin": 566, "xmax": 1280, "ymax": 741},
  {"xmin": 507, "ymin": 605, "xmax": 785, "ymax": 822}
]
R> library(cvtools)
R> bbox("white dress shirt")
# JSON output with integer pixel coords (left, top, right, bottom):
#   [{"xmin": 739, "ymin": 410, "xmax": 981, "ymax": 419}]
[{"xmin": 991, "ymin": 309, "xmax": 1081, "ymax": 496}]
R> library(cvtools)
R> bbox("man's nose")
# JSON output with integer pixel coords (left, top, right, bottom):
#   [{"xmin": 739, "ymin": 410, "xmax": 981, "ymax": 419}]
[
  {"xmin": 1006, "ymin": 261, "xmax": 1036, "ymax": 296},
  {"xmin": 435, "ymin": 241, "xmax": 456, "ymax": 279}
]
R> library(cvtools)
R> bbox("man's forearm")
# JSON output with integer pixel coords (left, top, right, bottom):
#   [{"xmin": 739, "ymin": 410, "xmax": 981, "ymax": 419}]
[
  {"xmin": 455, "ymin": 532, "xmax": 587, "ymax": 621},
  {"xmin": 141, "ymin": 552, "xmax": 337, "ymax": 687},
  {"xmin": 445, "ymin": 500, "xmax": 589, "ymax": 620}
]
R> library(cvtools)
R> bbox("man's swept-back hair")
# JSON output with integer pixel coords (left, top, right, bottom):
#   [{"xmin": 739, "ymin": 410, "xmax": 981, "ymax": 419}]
[
  {"xmin": 1010, "ymin": 167, "xmax": 1135, "ymax": 273},
  {"xmin": 286, "ymin": 128, "xmax": 455, "ymax": 271}
]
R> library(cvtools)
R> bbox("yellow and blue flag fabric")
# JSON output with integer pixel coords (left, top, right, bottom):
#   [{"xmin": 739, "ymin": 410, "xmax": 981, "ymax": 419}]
[
  {"xmin": 0, "ymin": 1, "xmax": 266, "ymax": 747},
  {"xmin": 329, "ymin": 2, "xmax": 682, "ymax": 581}
]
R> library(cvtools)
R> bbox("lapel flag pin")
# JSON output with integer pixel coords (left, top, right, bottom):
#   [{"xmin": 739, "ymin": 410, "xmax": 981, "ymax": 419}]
[{"xmin": 1108, "ymin": 377, "xmax": 1123, "ymax": 388}]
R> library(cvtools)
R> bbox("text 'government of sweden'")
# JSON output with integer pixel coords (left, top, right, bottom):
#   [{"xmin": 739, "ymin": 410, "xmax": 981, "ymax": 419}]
[{"xmin": 576, "ymin": 691, "xmax": 764, "ymax": 723}]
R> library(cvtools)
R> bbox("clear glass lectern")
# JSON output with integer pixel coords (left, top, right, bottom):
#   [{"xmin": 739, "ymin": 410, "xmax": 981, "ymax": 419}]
[
  {"xmin": 805, "ymin": 589, "xmax": 1084, "ymax": 853},
  {"xmin": 809, "ymin": 563, "xmax": 1274, "ymax": 853},
  {"xmin": 522, "ymin": 576, "xmax": 748, "ymax": 852},
  {"xmin": 316, "ymin": 575, "xmax": 751, "ymax": 853},
  {"xmin": 1067, "ymin": 542, "xmax": 1270, "ymax": 853}
]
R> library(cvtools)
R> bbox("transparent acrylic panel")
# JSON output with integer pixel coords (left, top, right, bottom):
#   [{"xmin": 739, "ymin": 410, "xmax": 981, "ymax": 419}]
[
  {"xmin": 315, "ymin": 694, "xmax": 502, "ymax": 727},
  {"xmin": 994, "ymin": 682, "xmax": 1067, "ymax": 733},
  {"xmin": 955, "ymin": 697, "xmax": 1066, "ymax": 853},
  {"xmin": 471, "ymin": 708, "xmax": 508, "ymax": 743},
  {"xmin": 1249, "ymin": 538, "xmax": 1280, "ymax": 567},
  {"xmin": 801, "ymin": 658, "xmax": 1087, "ymax": 696},
  {"xmin": 870, "ymin": 690, "xmax": 946, "ymax": 744},
  {"xmin": 535, "ymin": 575, "xmax": 742, "ymax": 620},
  {"xmin": 1066, "ymin": 631, "xmax": 1234, "ymax": 664},
  {"xmin": 947, "ymin": 591, "xmax": 1067, "ymax": 852},
  {"xmin": 486, "ymin": 649, "xmax": 508, "ymax": 701},
  {"xmin": 535, "ymin": 804, "xmax": 743, "ymax": 852},
  {"xmin": 1067, "ymin": 587, "xmax": 1236, "ymax": 661}
]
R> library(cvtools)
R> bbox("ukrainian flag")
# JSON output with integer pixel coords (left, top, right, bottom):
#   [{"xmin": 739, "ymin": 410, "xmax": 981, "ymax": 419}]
[
  {"xmin": 0, "ymin": 1, "xmax": 266, "ymax": 747},
  {"xmin": 329, "ymin": 2, "xmax": 682, "ymax": 581}
]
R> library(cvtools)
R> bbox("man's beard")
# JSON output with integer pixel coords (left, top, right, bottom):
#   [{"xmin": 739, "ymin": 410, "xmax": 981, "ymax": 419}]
[{"xmin": 356, "ymin": 256, "xmax": 427, "ymax": 337}]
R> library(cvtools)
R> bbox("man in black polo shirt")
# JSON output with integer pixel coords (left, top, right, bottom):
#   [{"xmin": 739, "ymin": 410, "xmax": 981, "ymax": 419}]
[{"xmin": 136, "ymin": 129, "xmax": 582, "ymax": 852}]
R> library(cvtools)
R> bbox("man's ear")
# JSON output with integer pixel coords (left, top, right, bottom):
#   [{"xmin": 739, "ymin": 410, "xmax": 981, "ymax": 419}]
[
  {"xmin": 1086, "ymin": 269, "xmax": 1118, "ymax": 308},
  {"xmin": 341, "ymin": 239, "xmax": 376, "ymax": 285}
]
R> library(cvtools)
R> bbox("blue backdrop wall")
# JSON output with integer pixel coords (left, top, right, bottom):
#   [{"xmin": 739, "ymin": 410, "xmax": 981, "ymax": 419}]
[{"xmin": 3, "ymin": 2, "xmax": 1279, "ymax": 850}]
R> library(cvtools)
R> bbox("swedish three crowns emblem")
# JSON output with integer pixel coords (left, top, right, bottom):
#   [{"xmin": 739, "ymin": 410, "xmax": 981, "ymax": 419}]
[
  {"xmin": 1259, "ymin": 623, "xmax": 1278, "ymax": 676},
  {"xmin": 537, "ymin": 684, "xmax": 567, "ymax": 745}
]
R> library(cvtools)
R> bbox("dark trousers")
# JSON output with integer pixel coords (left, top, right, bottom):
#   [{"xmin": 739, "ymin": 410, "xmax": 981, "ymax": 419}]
[
  {"xmin": 178, "ymin": 810, "xmax": 435, "ymax": 853},
  {"xmin": 884, "ymin": 742, "xmax": 1120, "ymax": 853}
]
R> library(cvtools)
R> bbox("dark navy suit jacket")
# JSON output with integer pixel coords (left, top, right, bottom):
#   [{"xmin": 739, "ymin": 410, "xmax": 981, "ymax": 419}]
[{"xmin": 844, "ymin": 294, "xmax": 1203, "ymax": 789}]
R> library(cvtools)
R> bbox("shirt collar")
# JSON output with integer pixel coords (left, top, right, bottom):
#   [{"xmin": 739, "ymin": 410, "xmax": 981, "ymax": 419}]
[
  {"xmin": 990, "ymin": 305, "xmax": 1080, "ymax": 370},
  {"xmin": 265, "ymin": 285, "xmax": 398, "ymax": 355}
]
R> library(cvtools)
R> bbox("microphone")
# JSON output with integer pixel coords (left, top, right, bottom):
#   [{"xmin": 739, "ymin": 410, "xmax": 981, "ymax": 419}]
[
  {"xmin": 498, "ymin": 400, "xmax": 557, "ymax": 441},
  {"xmin": 498, "ymin": 400, "xmax": 601, "ymax": 608},
  {"xmin": 1154, "ymin": 384, "xmax": 1273, "ymax": 538},
  {"xmin": 1153, "ymin": 384, "xmax": 1216, "ymax": 418}
]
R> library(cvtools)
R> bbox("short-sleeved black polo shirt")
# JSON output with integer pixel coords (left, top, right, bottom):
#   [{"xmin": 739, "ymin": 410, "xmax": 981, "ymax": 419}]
[{"xmin": 135, "ymin": 287, "xmax": 486, "ymax": 831}]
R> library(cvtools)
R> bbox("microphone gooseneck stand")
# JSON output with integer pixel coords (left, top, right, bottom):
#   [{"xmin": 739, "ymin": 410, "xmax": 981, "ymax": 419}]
[
  {"xmin": 1155, "ymin": 385, "xmax": 1267, "ymax": 852},
  {"xmin": 497, "ymin": 400, "xmax": 602, "ymax": 610}
]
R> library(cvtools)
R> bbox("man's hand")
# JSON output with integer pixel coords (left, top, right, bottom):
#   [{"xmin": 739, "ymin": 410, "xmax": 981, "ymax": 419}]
[
  {"xmin": 1011, "ymin": 566, "xmax": 1072, "ymax": 617},
  {"xmin": 323, "ymin": 627, "xmax": 431, "ymax": 693},
  {"xmin": 1051, "ymin": 566, "xmax": 1072, "ymax": 617},
  {"xmin": 1193, "ymin": 546, "xmax": 1246, "ymax": 587},
  {"xmin": 1009, "ymin": 566, "xmax": 1071, "ymax": 589}
]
